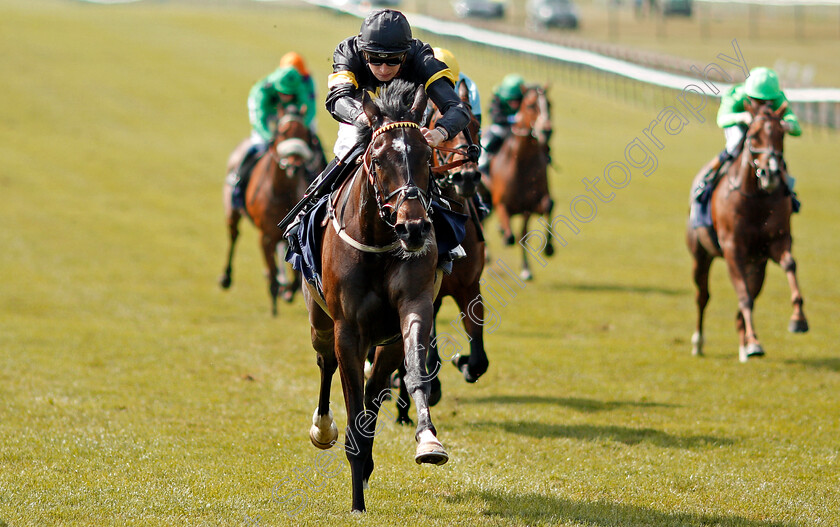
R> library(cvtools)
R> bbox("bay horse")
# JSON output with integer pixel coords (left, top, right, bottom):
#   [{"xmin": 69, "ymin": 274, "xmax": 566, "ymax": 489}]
[
  {"xmin": 303, "ymin": 80, "xmax": 447, "ymax": 513},
  {"xmin": 488, "ymin": 85, "xmax": 555, "ymax": 280},
  {"xmin": 390, "ymin": 80, "xmax": 487, "ymax": 425},
  {"xmin": 686, "ymin": 100, "xmax": 808, "ymax": 362},
  {"xmin": 219, "ymin": 109, "xmax": 312, "ymax": 315}
]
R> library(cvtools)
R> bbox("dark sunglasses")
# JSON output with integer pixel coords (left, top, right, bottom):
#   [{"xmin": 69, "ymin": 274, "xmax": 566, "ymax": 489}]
[{"xmin": 365, "ymin": 52, "xmax": 405, "ymax": 67}]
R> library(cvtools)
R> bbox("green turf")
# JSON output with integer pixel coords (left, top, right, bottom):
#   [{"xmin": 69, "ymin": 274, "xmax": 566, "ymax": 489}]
[{"xmin": 1, "ymin": 1, "xmax": 838, "ymax": 526}]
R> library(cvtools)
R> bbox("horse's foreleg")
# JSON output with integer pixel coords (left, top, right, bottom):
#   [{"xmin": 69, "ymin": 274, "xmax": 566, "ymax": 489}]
[
  {"xmin": 452, "ymin": 283, "xmax": 488, "ymax": 382},
  {"xmin": 689, "ymin": 238, "xmax": 714, "ymax": 357},
  {"xmin": 725, "ymin": 253, "xmax": 767, "ymax": 362},
  {"xmin": 496, "ymin": 204, "xmax": 515, "ymax": 246},
  {"xmin": 334, "ymin": 325, "xmax": 373, "ymax": 513},
  {"xmin": 542, "ymin": 196, "xmax": 555, "ymax": 257},
  {"xmin": 519, "ymin": 213, "xmax": 533, "ymax": 281},
  {"xmin": 260, "ymin": 232, "xmax": 282, "ymax": 316},
  {"xmin": 401, "ymin": 309, "xmax": 448, "ymax": 466},
  {"xmin": 426, "ymin": 302, "xmax": 444, "ymax": 407},
  {"xmin": 219, "ymin": 207, "xmax": 241, "ymax": 289},
  {"xmin": 772, "ymin": 245, "xmax": 808, "ymax": 333}
]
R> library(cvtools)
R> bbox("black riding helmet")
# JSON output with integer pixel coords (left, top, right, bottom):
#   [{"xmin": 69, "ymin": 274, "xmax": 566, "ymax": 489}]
[{"xmin": 358, "ymin": 9, "xmax": 412, "ymax": 56}]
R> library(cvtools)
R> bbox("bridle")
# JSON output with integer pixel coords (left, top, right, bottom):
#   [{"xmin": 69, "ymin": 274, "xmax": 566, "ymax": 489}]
[
  {"xmin": 511, "ymin": 87, "xmax": 551, "ymax": 144},
  {"xmin": 365, "ymin": 121, "xmax": 434, "ymax": 227},
  {"xmin": 330, "ymin": 121, "xmax": 437, "ymax": 254},
  {"xmin": 731, "ymin": 113, "xmax": 786, "ymax": 195}
]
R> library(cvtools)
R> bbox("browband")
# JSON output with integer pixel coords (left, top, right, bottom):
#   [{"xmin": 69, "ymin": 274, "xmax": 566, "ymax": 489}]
[{"xmin": 371, "ymin": 121, "xmax": 420, "ymax": 140}]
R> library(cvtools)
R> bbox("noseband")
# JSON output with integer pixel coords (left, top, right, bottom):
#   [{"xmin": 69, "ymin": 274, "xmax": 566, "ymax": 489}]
[{"xmin": 365, "ymin": 121, "xmax": 433, "ymax": 227}]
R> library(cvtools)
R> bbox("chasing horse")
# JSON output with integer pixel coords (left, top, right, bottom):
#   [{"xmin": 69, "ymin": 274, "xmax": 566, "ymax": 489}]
[
  {"xmin": 486, "ymin": 80, "xmax": 555, "ymax": 281},
  {"xmin": 686, "ymin": 98, "xmax": 808, "ymax": 362},
  {"xmin": 387, "ymin": 78, "xmax": 487, "ymax": 425},
  {"xmin": 219, "ymin": 107, "xmax": 315, "ymax": 315}
]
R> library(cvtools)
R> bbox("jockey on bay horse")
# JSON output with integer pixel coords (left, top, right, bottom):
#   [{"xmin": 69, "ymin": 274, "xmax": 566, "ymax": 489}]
[{"xmin": 280, "ymin": 9, "xmax": 473, "ymax": 268}]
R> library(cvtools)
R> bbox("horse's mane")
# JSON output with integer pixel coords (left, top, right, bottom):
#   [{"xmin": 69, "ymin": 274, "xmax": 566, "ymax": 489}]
[{"xmin": 356, "ymin": 79, "xmax": 422, "ymax": 143}]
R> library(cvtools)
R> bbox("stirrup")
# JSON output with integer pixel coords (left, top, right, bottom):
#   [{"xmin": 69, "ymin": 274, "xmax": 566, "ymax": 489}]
[{"xmin": 449, "ymin": 245, "xmax": 467, "ymax": 261}]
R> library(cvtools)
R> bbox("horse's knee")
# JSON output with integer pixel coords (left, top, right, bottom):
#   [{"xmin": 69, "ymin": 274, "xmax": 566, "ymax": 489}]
[{"xmin": 781, "ymin": 254, "xmax": 796, "ymax": 273}]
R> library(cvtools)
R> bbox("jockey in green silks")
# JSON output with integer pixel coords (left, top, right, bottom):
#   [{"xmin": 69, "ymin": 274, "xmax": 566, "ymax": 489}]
[
  {"xmin": 691, "ymin": 67, "xmax": 801, "ymax": 222},
  {"xmin": 231, "ymin": 64, "xmax": 324, "ymax": 209}
]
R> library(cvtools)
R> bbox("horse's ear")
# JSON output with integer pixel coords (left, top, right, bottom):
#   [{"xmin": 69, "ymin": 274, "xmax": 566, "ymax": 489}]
[
  {"xmin": 362, "ymin": 90, "xmax": 381, "ymax": 129},
  {"xmin": 458, "ymin": 79, "xmax": 469, "ymax": 102},
  {"xmin": 409, "ymin": 84, "xmax": 428, "ymax": 124},
  {"xmin": 775, "ymin": 101, "xmax": 788, "ymax": 118}
]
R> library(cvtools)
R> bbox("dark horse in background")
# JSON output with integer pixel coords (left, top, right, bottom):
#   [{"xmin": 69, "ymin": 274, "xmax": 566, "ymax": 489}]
[
  {"xmin": 303, "ymin": 81, "xmax": 448, "ymax": 513},
  {"xmin": 488, "ymin": 84, "xmax": 555, "ymax": 281},
  {"xmin": 219, "ymin": 109, "xmax": 314, "ymax": 315},
  {"xmin": 686, "ymin": 101, "xmax": 808, "ymax": 363},
  {"xmin": 390, "ymin": 80, "xmax": 488, "ymax": 425}
]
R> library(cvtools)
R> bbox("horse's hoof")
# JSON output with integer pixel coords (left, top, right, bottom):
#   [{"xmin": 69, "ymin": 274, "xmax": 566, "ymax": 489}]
[
  {"xmin": 282, "ymin": 290, "xmax": 295, "ymax": 303},
  {"xmin": 544, "ymin": 243, "xmax": 555, "ymax": 257},
  {"xmin": 519, "ymin": 269, "xmax": 533, "ymax": 281},
  {"xmin": 415, "ymin": 431, "xmax": 448, "ymax": 465},
  {"xmin": 691, "ymin": 332, "xmax": 704, "ymax": 357},
  {"xmin": 309, "ymin": 409, "xmax": 338, "ymax": 450},
  {"xmin": 218, "ymin": 275, "xmax": 232, "ymax": 289},
  {"xmin": 740, "ymin": 343, "xmax": 765, "ymax": 363},
  {"xmin": 363, "ymin": 360, "xmax": 373, "ymax": 380},
  {"xmin": 788, "ymin": 318, "xmax": 809, "ymax": 333},
  {"xmin": 503, "ymin": 234, "xmax": 515, "ymax": 246},
  {"xmin": 455, "ymin": 354, "xmax": 485, "ymax": 383},
  {"xmin": 396, "ymin": 415, "xmax": 414, "ymax": 426}
]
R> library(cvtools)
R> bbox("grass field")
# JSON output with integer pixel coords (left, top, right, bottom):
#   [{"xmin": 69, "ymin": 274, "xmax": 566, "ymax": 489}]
[{"xmin": 1, "ymin": 1, "xmax": 839, "ymax": 526}]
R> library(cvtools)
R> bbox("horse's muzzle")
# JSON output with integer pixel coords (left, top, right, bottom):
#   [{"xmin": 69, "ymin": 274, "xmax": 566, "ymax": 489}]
[
  {"xmin": 395, "ymin": 218, "xmax": 432, "ymax": 252},
  {"xmin": 452, "ymin": 168, "xmax": 481, "ymax": 198}
]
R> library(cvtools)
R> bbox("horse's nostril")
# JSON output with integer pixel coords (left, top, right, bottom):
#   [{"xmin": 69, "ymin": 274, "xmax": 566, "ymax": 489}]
[
  {"xmin": 421, "ymin": 220, "xmax": 432, "ymax": 237},
  {"xmin": 394, "ymin": 223, "xmax": 408, "ymax": 238}
]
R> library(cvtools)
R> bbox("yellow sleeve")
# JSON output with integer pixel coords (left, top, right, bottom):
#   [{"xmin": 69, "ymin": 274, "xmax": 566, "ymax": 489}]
[
  {"xmin": 328, "ymin": 71, "xmax": 358, "ymax": 90},
  {"xmin": 425, "ymin": 68, "xmax": 457, "ymax": 90}
]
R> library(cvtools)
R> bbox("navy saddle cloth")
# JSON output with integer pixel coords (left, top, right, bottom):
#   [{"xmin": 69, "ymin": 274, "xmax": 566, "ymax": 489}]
[{"xmin": 286, "ymin": 196, "xmax": 468, "ymax": 298}]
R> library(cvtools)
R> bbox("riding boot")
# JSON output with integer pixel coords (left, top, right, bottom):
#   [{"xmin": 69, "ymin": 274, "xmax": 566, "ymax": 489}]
[
  {"xmin": 693, "ymin": 150, "xmax": 732, "ymax": 202},
  {"xmin": 282, "ymin": 144, "xmax": 366, "ymax": 252}
]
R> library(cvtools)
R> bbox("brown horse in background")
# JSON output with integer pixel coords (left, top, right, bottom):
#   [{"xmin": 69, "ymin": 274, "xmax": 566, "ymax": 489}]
[
  {"xmin": 489, "ymin": 85, "xmax": 555, "ymax": 280},
  {"xmin": 686, "ymin": 101, "xmax": 808, "ymax": 362},
  {"xmin": 219, "ymin": 110, "xmax": 312, "ymax": 315},
  {"xmin": 389, "ymin": 80, "xmax": 488, "ymax": 425},
  {"xmin": 303, "ymin": 81, "xmax": 447, "ymax": 513}
]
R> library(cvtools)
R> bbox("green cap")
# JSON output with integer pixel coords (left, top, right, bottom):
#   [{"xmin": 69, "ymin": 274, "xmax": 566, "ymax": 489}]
[
  {"xmin": 496, "ymin": 74, "xmax": 525, "ymax": 102},
  {"xmin": 744, "ymin": 67, "xmax": 781, "ymax": 100},
  {"xmin": 272, "ymin": 66, "xmax": 302, "ymax": 95}
]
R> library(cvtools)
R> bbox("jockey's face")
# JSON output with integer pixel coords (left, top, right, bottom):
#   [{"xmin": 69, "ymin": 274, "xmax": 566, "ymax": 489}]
[
  {"xmin": 368, "ymin": 62, "xmax": 401, "ymax": 82},
  {"xmin": 279, "ymin": 93, "xmax": 295, "ymax": 104}
]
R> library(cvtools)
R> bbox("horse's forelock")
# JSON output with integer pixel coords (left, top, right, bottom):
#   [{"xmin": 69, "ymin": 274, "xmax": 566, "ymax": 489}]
[{"xmin": 375, "ymin": 80, "xmax": 421, "ymax": 122}]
